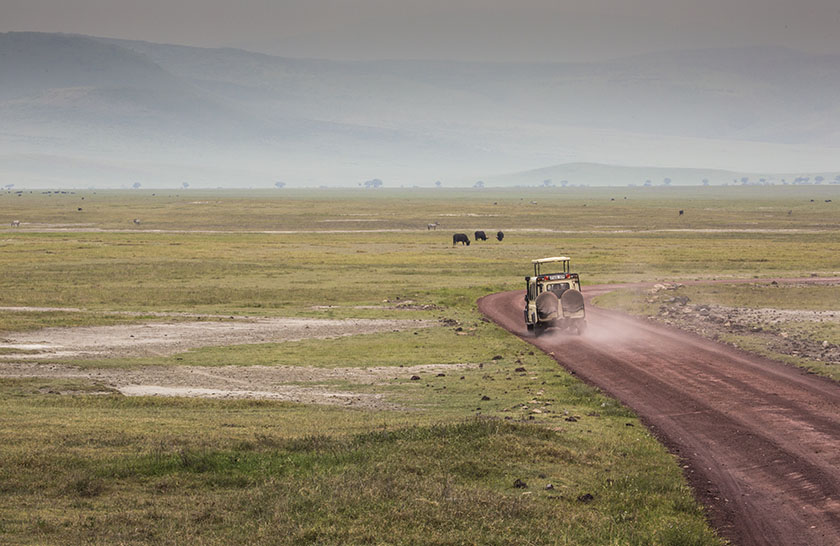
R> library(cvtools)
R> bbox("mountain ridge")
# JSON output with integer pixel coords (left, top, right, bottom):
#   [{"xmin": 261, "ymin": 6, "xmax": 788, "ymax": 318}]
[{"xmin": 2, "ymin": 32, "xmax": 840, "ymax": 187}]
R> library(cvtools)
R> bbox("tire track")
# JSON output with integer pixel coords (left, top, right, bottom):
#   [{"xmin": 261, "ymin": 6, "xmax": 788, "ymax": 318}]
[{"xmin": 479, "ymin": 280, "xmax": 840, "ymax": 546}]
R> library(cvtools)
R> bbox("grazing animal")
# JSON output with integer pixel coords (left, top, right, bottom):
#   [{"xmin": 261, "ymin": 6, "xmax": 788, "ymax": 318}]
[
  {"xmin": 453, "ymin": 233, "xmax": 470, "ymax": 246},
  {"xmin": 496, "ymin": 231, "xmax": 504, "ymax": 241},
  {"xmin": 133, "ymin": 219, "xmax": 141, "ymax": 225},
  {"xmin": 474, "ymin": 230, "xmax": 487, "ymax": 241},
  {"xmin": 11, "ymin": 220, "xmax": 20, "ymax": 227},
  {"xmin": 678, "ymin": 210, "xmax": 684, "ymax": 216},
  {"xmin": 427, "ymin": 222, "xmax": 439, "ymax": 230}
]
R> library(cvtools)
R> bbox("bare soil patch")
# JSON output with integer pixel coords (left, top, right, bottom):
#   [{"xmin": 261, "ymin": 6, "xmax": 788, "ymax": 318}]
[
  {"xmin": 0, "ymin": 362, "xmax": 476, "ymax": 409},
  {"xmin": 311, "ymin": 299, "xmax": 442, "ymax": 311},
  {"xmin": 0, "ymin": 315, "xmax": 439, "ymax": 408},
  {"xmin": 647, "ymin": 283, "xmax": 840, "ymax": 367},
  {"xmin": 0, "ymin": 317, "xmax": 432, "ymax": 360}
]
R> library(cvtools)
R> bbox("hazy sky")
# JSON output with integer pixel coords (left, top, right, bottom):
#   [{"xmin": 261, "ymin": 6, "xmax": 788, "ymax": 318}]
[{"xmin": 3, "ymin": 0, "xmax": 840, "ymax": 61}]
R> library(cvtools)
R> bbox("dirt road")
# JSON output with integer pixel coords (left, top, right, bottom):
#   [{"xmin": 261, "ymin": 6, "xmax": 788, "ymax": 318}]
[{"xmin": 479, "ymin": 284, "xmax": 840, "ymax": 546}]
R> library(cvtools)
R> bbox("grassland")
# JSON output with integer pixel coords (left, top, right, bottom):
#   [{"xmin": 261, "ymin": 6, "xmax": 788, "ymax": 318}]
[{"xmin": 1, "ymin": 185, "xmax": 838, "ymax": 544}]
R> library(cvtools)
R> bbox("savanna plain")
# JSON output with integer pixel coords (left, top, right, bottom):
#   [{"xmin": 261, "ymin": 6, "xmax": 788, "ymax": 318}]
[{"xmin": 1, "ymin": 185, "xmax": 839, "ymax": 545}]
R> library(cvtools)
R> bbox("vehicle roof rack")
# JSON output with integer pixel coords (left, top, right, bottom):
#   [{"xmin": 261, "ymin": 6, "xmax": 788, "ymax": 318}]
[
  {"xmin": 531, "ymin": 256, "xmax": 571, "ymax": 264},
  {"xmin": 532, "ymin": 256, "xmax": 572, "ymax": 276}
]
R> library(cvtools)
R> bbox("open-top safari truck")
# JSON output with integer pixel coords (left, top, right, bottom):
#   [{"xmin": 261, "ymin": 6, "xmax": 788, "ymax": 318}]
[{"xmin": 523, "ymin": 256, "xmax": 586, "ymax": 335}]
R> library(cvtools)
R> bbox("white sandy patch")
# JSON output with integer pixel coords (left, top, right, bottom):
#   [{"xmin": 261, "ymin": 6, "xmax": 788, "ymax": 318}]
[
  {"xmin": 319, "ymin": 219, "xmax": 382, "ymax": 222},
  {"xmin": 0, "ymin": 362, "xmax": 477, "ymax": 408},
  {"xmin": 2, "ymin": 344, "xmax": 54, "ymax": 351},
  {"xmin": 0, "ymin": 317, "xmax": 432, "ymax": 360},
  {"xmin": 0, "ymin": 306, "xmax": 84, "ymax": 313}
]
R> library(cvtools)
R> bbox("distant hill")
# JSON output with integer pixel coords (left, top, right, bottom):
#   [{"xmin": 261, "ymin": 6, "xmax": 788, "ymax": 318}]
[
  {"xmin": 104, "ymin": 39, "xmax": 840, "ymax": 146},
  {"xmin": 486, "ymin": 163, "xmax": 840, "ymax": 188},
  {"xmin": 2, "ymin": 32, "xmax": 840, "ymax": 187}
]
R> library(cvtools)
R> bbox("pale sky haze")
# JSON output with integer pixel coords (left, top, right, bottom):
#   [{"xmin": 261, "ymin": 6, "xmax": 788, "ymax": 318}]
[{"xmin": 2, "ymin": 0, "xmax": 840, "ymax": 61}]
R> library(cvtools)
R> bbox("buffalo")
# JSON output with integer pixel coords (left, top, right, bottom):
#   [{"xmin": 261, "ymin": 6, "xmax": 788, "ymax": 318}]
[
  {"xmin": 453, "ymin": 233, "xmax": 470, "ymax": 246},
  {"xmin": 474, "ymin": 230, "xmax": 487, "ymax": 241},
  {"xmin": 496, "ymin": 231, "xmax": 504, "ymax": 241}
]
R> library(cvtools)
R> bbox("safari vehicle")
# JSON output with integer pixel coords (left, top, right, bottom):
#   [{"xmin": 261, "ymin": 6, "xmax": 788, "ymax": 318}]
[{"xmin": 524, "ymin": 256, "xmax": 586, "ymax": 335}]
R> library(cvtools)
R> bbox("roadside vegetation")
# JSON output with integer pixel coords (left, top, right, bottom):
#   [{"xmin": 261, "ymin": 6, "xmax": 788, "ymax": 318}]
[
  {"xmin": 596, "ymin": 282, "xmax": 840, "ymax": 382},
  {"xmin": 1, "ymin": 185, "xmax": 837, "ymax": 544}
]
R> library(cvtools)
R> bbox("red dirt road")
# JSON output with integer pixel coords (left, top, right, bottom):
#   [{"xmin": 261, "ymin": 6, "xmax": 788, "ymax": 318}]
[{"xmin": 479, "ymin": 283, "xmax": 840, "ymax": 546}]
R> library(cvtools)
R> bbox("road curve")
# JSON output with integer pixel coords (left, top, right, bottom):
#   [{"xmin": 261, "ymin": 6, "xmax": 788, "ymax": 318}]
[{"xmin": 478, "ymin": 281, "xmax": 840, "ymax": 546}]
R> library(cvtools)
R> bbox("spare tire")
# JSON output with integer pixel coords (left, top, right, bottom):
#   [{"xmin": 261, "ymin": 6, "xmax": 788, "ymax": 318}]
[
  {"xmin": 561, "ymin": 289, "xmax": 585, "ymax": 316},
  {"xmin": 536, "ymin": 291, "xmax": 559, "ymax": 320}
]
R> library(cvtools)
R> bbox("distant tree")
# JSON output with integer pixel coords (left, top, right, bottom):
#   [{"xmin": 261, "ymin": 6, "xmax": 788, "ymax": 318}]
[
  {"xmin": 560, "ymin": 180, "xmax": 569, "ymax": 188},
  {"xmin": 435, "ymin": 180, "xmax": 442, "ymax": 188},
  {"xmin": 542, "ymin": 179, "xmax": 554, "ymax": 187},
  {"xmin": 815, "ymin": 176, "xmax": 824, "ymax": 185},
  {"xmin": 3, "ymin": 184, "xmax": 13, "ymax": 190},
  {"xmin": 663, "ymin": 178, "xmax": 672, "ymax": 186},
  {"xmin": 363, "ymin": 178, "xmax": 383, "ymax": 189},
  {"xmin": 702, "ymin": 179, "xmax": 710, "ymax": 186},
  {"xmin": 132, "ymin": 182, "xmax": 141, "ymax": 189},
  {"xmin": 182, "ymin": 182, "xmax": 190, "ymax": 189},
  {"xmin": 834, "ymin": 175, "xmax": 840, "ymax": 184},
  {"xmin": 473, "ymin": 180, "xmax": 485, "ymax": 189},
  {"xmin": 643, "ymin": 179, "xmax": 652, "ymax": 187},
  {"xmin": 740, "ymin": 177, "xmax": 749, "ymax": 185},
  {"xmin": 759, "ymin": 178, "xmax": 767, "ymax": 184},
  {"xmin": 274, "ymin": 181, "xmax": 286, "ymax": 189}
]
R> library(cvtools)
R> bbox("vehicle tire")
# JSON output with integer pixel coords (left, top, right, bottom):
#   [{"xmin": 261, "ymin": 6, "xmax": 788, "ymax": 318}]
[
  {"xmin": 526, "ymin": 324, "xmax": 534, "ymax": 332},
  {"xmin": 575, "ymin": 320, "xmax": 587, "ymax": 335}
]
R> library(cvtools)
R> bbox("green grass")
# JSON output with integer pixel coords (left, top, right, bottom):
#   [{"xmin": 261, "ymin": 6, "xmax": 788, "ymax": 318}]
[
  {"xmin": 3, "ymin": 185, "xmax": 839, "ymax": 232},
  {"xmin": 4, "ymin": 186, "xmax": 836, "ymax": 544},
  {"xmin": 672, "ymin": 283, "xmax": 840, "ymax": 311},
  {"xmin": 0, "ymin": 330, "xmax": 723, "ymax": 543},
  {"xmin": 0, "ymin": 386, "xmax": 712, "ymax": 545},
  {"xmin": 0, "ymin": 309, "xmax": 200, "ymax": 334},
  {"xmin": 0, "ymin": 230, "xmax": 836, "ymax": 323}
]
